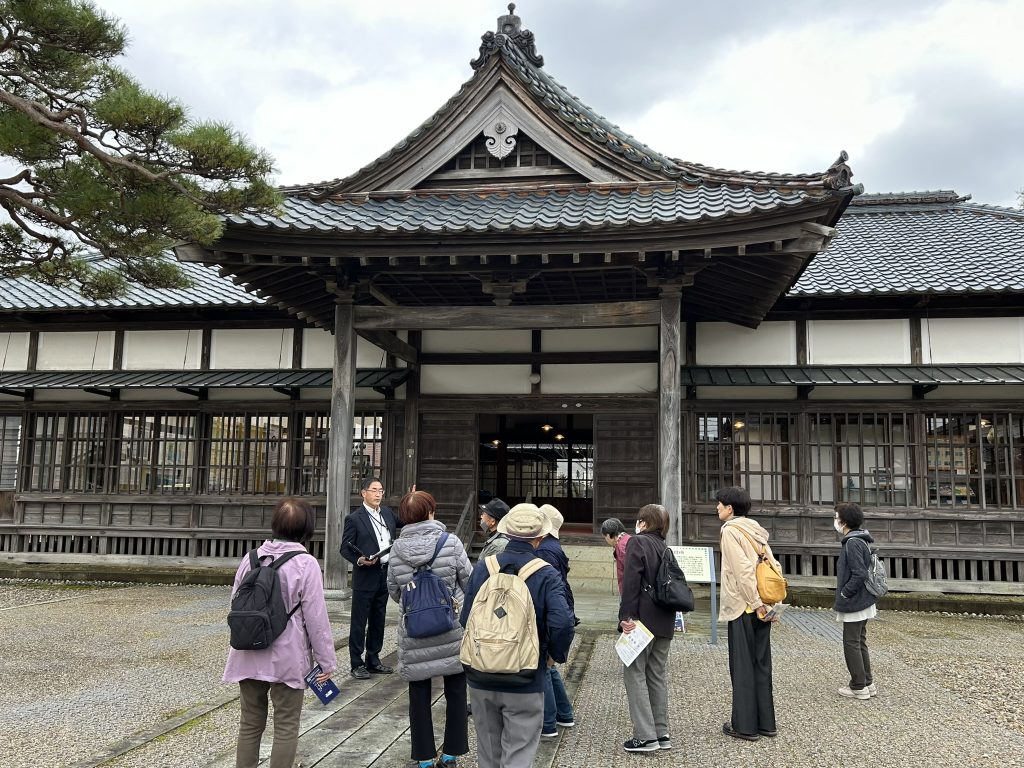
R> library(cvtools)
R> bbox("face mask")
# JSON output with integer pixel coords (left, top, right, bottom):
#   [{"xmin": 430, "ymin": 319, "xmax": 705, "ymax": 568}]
[
  {"xmin": 480, "ymin": 519, "xmax": 491, "ymax": 534},
  {"xmin": 635, "ymin": 523, "xmax": 643, "ymax": 535},
  {"xmin": 834, "ymin": 519, "xmax": 845, "ymax": 534}
]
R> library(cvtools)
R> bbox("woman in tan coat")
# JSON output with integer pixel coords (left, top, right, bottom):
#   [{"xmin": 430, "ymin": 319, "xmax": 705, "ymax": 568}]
[{"xmin": 716, "ymin": 486, "xmax": 780, "ymax": 742}]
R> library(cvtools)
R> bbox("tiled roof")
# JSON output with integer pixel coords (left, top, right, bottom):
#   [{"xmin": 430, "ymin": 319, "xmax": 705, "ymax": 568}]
[
  {"xmin": 791, "ymin": 191, "xmax": 1024, "ymax": 296},
  {"xmin": 228, "ymin": 182, "xmax": 815, "ymax": 234},
  {"xmin": 0, "ymin": 259, "xmax": 263, "ymax": 311},
  {"xmin": 284, "ymin": 16, "xmax": 853, "ymax": 197}
]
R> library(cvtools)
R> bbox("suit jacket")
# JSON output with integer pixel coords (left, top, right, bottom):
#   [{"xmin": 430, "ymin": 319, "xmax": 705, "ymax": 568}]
[{"xmin": 341, "ymin": 504, "xmax": 399, "ymax": 591}]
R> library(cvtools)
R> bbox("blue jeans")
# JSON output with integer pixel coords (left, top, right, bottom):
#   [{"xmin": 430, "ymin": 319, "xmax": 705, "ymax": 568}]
[{"xmin": 542, "ymin": 666, "xmax": 574, "ymax": 732}]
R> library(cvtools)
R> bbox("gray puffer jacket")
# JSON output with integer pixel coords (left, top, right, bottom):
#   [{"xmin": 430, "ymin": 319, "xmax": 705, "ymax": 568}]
[{"xmin": 386, "ymin": 519, "xmax": 472, "ymax": 682}]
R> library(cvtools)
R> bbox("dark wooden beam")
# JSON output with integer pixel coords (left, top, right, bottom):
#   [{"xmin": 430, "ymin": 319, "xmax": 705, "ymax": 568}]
[
  {"xmin": 797, "ymin": 384, "xmax": 815, "ymax": 399},
  {"xmin": 659, "ymin": 287, "xmax": 682, "ymax": 545},
  {"xmin": 355, "ymin": 301, "xmax": 660, "ymax": 331},
  {"xmin": 796, "ymin": 319, "xmax": 808, "ymax": 365},
  {"xmin": 0, "ymin": 387, "xmax": 29, "ymax": 399},
  {"xmin": 913, "ymin": 384, "xmax": 938, "ymax": 400},
  {"xmin": 357, "ymin": 330, "xmax": 418, "ymax": 365},
  {"xmin": 84, "ymin": 387, "xmax": 120, "ymax": 400},
  {"xmin": 910, "ymin": 316, "xmax": 923, "ymax": 365},
  {"xmin": 326, "ymin": 296, "xmax": 357, "ymax": 591},
  {"xmin": 273, "ymin": 387, "xmax": 300, "ymax": 399},
  {"xmin": 175, "ymin": 387, "xmax": 207, "ymax": 399}
]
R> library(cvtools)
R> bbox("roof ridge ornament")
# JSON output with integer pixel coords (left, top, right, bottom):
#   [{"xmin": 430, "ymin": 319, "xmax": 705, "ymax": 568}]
[
  {"xmin": 471, "ymin": 3, "xmax": 544, "ymax": 71},
  {"xmin": 822, "ymin": 150, "xmax": 855, "ymax": 190}
]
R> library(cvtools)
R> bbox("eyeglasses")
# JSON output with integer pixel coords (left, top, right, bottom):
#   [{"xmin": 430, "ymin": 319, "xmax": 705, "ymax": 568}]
[{"xmin": 364, "ymin": 487, "xmax": 385, "ymax": 494}]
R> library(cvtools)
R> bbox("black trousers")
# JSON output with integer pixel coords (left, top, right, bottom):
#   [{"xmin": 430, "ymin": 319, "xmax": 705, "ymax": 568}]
[
  {"xmin": 842, "ymin": 619, "xmax": 873, "ymax": 690},
  {"xmin": 349, "ymin": 574, "xmax": 388, "ymax": 669},
  {"xmin": 408, "ymin": 672, "xmax": 469, "ymax": 761},
  {"xmin": 727, "ymin": 612, "xmax": 776, "ymax": 736}
]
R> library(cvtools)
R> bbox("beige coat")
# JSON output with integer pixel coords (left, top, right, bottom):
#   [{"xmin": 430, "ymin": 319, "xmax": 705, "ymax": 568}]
[{"xmin": 718, "ymin": 516, "xmax": 779, "ymax": 622}]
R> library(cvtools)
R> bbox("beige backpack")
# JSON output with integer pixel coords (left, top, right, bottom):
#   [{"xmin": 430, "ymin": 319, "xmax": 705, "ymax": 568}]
[{"xmin": 459, "ymin": 555, "xmax": 550, "ymax": 686}]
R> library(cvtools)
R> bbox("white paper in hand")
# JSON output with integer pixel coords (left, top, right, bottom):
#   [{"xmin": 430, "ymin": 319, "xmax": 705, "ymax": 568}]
[{"xmin": 615, "ymin": 620, "xmax": 654, "ymax": 666}]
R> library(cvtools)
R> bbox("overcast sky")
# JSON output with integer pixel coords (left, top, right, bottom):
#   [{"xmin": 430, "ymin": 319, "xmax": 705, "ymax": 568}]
[{"xmin": 89, "ymin": 0, "xmax": 1024, "ymax": 206}]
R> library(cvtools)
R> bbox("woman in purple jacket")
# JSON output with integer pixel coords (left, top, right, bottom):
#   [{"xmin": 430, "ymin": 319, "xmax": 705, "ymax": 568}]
[{"xmin": 223, "ymin": 498, "xmax": 338, "ymax": 768}]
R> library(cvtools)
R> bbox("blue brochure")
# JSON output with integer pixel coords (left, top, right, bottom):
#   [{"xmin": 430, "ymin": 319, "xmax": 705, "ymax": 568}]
[{"xmin": 304, "ymin": 664, "xmax": 340, "ymax": 705}]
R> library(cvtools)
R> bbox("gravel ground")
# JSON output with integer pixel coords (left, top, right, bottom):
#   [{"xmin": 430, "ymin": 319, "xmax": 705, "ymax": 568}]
[{"xmin": 2, "ymin": 580, "xmax": 1022, "ymax": 768}]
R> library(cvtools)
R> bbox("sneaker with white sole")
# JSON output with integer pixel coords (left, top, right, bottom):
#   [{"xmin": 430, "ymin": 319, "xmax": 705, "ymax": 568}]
[
  {"xmin": 867, "ymin": 683, "xmax": 878, "ymax": 697},
  {"xmin": 623, "ymin": 738, "xmax": 659, "ymax": 752},
  {"xmin": 657, "ymin": 735, "xmax": 672, "ymax": 750},
  {"xmin": 541, "ymin": 729, "xmax": 559, "ymax": 739},
  {"xmin": 838, "ymin": 685, "xmax": 870, "ymax": 700},
  {"xmin": 556, "ymin": 720, "xmax": 575, "ymax": 728}
]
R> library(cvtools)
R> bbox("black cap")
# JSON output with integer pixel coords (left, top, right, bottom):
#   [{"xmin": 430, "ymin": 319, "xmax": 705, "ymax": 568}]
[{"xmin": 479, "ymin": 498, "xmax": 510, "ymax": 521}]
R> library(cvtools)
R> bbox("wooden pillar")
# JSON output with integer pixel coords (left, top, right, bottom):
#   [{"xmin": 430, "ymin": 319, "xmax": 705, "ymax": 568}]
[
  {"xmin": 659, "ymin": 286, "xmax": 683, "ymax": 546},
  {"xmin": 325, "ymin": 295, "xmax": 357, "ymax": 591},
  {"xmin": 403, "ymin": 331, "xmax": 421, "ymax": 491}
]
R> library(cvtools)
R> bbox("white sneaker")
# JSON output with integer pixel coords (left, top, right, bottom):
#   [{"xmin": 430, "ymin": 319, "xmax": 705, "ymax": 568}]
[
  {"xmin": 867, "ymin": 683, "xmax": 878, "ymax": 697},
  {"xmin": 838, "ymin": 685, "xmax": 870, "ymax": 700}
]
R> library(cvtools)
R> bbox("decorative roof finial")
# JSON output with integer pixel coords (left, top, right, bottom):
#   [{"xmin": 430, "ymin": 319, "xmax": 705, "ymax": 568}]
[{"xmin": 471, "ymin": 4, "xmax": 544, "ymax": 70}]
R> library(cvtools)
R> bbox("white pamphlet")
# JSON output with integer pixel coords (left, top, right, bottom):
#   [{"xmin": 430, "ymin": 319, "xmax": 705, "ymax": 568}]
[{"xmin": 615, "ymin": 620, "xmax": 654, "ymax": 667}]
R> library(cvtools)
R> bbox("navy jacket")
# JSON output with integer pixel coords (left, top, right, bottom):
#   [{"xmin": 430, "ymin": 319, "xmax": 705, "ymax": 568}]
[
  {"xmin": 459, "ymin": 538, "xmax": 575, "ymax": 693},
  {"xmin": 536, "ymin": 536, "xmax": 576, "ymax": 617},
  {"xmin": 340, "ymin": 504, "xmax": 398, "ymax": 591},
  {"xmin": 834, "ymin": 529, "xmax": 878, "ymax": 613},
  {"xmin": 618, "ymin": 531, "xmax": 676, "ymax": 638}
]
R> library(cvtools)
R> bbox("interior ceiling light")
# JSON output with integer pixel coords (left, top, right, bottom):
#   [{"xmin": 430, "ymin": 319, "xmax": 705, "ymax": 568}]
[
  {"xmin": 541, "ymin": 424, "xmax": 553, "ymax": 431},
  {"xmin": 732, "ymin": 420, "xmax": 746, "ymax": 430},
  {"xmin": 554, "ymin": 433, "xmax": 565, "ymax": 441},
  {"xmin": 491, "ymin": 439, "xmax": 501, "ymax": 446}
]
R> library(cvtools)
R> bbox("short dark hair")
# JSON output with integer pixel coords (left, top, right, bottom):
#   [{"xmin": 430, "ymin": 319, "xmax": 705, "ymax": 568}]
[
  {"xmin": 835, "ymin": 501, "xmax": 864, "ymax": 530},
  {"xmin": 271, "ymin": 497, "xmax": 315, "ymax": 543},
  {"xmin": 637, "ymin": 504, "xmax": 668, "ymax": 537},
  {"xmin": 714, "ymin": 486, "xmax": 751, "ymax": 516},
  {"xmin": 600, "ymin": 517, "xmax": 625, "ymax": 537},
  {"xmin": 399, "ymin": 490, "xmax": 436, "ymax": 525},
  {"xmin": 360, "ymin": 477, "xmax": 383, "ymax": 492}
]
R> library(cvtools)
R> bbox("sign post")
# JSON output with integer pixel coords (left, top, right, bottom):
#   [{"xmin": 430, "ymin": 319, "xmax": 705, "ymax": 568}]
[{"xmin": 669, "ymin": 545, "xmax": 719, "ymax": 645}]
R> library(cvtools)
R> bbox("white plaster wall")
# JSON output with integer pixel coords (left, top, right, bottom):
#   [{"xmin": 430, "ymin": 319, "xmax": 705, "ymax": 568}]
[
  {"xmin": 421, "ymin": 330, "xmax": 531, "ymax": 353},
  {"xmin": 123, "ymin": 330, "xmax": 202, "ymax": 370},
  {"xmin": 206, "ymin": 387, "xmax": 297, "ymax": 401},
  {"xmin": 210, "ymin": 329, "xmax": 293, "ymax": 369},
  {"xmin": 922, "ymin": 317, "xmax": 1024, "ymax": 363},
  {"xmin": 0, "ymin": 333, "xmax": 30, "ymax": 371},
  {"xmin": 695, "ymin": 386, "xmax": 796, "ymax": 400},
  {"xmin": 33, "ymin": 388, "xmax": 111, "ymax": 401},
  {"xmin": 421, "ymin": 365, "xmax": 532, "ymax": 395},
  {"xmin": 301, "ymin": 330, "xmax": 388, "ymax": 369},
  {"xmin": 540, "ymin": 363, "xmax": 657, "ymax": 394},
  {"xmin": 807, "ymin": 385, "xmax": 913, "ymax": 400},
  {"xmin": 37, "ymin": 331, "xmax": 114, "ymax": 370},
  {"xmin": 808, "ymin": 320, "xmax": 910, "ymax": 364},
  {"xmin": 696, "ymin": 322, "xmax": 796, "ymax": 365},
  {"xmin": 542, "ymin": 326, "xmax": 658, "ymax": 352}
]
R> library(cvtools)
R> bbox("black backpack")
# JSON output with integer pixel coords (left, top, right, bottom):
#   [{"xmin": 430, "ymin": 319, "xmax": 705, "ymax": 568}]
[
  {"xmin": 646, "ymin": 547, "xmax": 695, "ymax": 613},
  {"xmin": 228, "ymin": 550, "xmax": 303, "ymax": 650}
]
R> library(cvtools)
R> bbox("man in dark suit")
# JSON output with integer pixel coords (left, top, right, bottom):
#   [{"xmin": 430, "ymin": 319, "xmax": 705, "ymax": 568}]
[{"xmin": 340, "ymin": 477, "xmax": 398, "ymax": 679}]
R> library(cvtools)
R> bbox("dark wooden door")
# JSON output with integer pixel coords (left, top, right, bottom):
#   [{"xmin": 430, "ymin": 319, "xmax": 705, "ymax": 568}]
[
  {"xmin": 594, "ymin": 412, "xmax": 658, "ymax": 533},
  {"xmin": 416, "ymin": 412, "xmax": 479, "ymax": 527}
]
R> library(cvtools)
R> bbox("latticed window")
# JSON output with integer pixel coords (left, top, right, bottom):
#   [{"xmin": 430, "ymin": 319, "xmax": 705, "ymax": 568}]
[
  {"xmin": 925, "ymin": 411, "xmax": 1022, "ymax": 510},
  {"xmin": 25, "ymin": 412, "xmax": 108, "ymax": 492},
  {"xmin": 351, "ymin": 412, "xmax": 385, "ymax": 494},
  {"xmin": 442, "ymin": 134, "xmax": 559, "ymax": 171},
  {"xmin": 207, "ymin": 414, "xmax": 289, "ymax": 494},
  {"xmin": 118, "ymin": 414, "xmax": 197, "ymax": 494},
  {"xmin": 0, "ymin": 415, "xmax": 21, "ymax": 490},
  {"xmin": 808, "ymin": 412, "xmax": 914, "ymax": 507},
  {"xmin": 695, "ymin": 412, "xmax": 797, "ymax": 503}
]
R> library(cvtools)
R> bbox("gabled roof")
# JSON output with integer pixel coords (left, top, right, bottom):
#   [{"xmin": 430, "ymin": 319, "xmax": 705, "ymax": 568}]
[
  {"xmin": 791, "ymin": 191, "xmax": 1024, "ymax": 297},
  {"xmin": 282, "ymin": 6, "xmax": 855, "ymax": 198}
]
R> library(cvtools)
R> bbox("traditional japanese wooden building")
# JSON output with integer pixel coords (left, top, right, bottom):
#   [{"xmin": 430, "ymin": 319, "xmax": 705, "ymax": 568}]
[{"xmin": 1, "ymin": 7, "xmax": 1022, "ymax": 592}]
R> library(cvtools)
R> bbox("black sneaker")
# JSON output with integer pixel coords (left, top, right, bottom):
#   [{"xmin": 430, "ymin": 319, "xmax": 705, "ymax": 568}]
[
  {"xmin": 623, "ymin": 738, "xmax": 659, "ymax": 752},
  {"xmin": 657, "ymin": 735, "xmax": 672, "ymax": 750}
]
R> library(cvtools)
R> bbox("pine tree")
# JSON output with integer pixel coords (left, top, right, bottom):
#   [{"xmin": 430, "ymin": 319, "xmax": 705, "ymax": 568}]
[{"xmin": 0, "ymin": 0, "xmax": 278, "ymax": 298}]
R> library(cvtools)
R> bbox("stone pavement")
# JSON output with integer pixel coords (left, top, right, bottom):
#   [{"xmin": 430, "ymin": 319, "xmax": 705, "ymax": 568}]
[{"xmin": 2, "ymin": 579, "xmax": 1023, "ymax": 768}]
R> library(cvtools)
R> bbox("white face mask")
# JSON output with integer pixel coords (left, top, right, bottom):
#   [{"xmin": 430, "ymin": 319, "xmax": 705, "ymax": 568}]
[
  {"xmin": 834, "ymin": 519, "xmax": 845, "ymax": 534},
  {"xmin": 635, "ymin": 523, "xmax": 643, "ymax": 535},
  {"xmin": 480, "ymin": 519, "xmax": 491, "ymax": 534}
]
